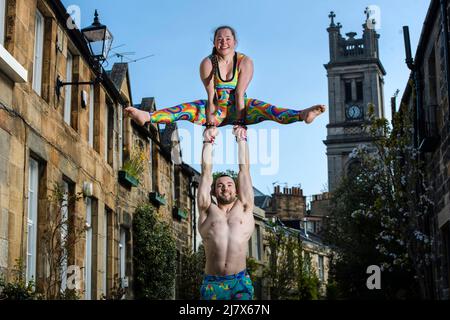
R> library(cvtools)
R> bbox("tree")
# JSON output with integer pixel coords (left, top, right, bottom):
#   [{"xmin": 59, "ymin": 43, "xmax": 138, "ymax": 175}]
[
  {"xmin": 177, "ymin": 244, "xmax": 206, "ymax": 300},
  {"xmin": 323, "ymin": 104, "xmax": 434, "ymax": 299},
  {"xmin": 264, "ymin": 221, "xmax": 320, "ymax": 300},
  {"xmin": 133, "ymin": 204, "xmax": 177, "ymax": 299},
  {"xmin": 40, "ymin": 183, "xmax": 84, "ymax": 299}
]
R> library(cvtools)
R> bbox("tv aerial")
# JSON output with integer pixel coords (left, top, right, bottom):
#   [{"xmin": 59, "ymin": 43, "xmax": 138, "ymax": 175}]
[{"xmin": 108, "ymin": 44, "xmax": 154, "ymax": 64}]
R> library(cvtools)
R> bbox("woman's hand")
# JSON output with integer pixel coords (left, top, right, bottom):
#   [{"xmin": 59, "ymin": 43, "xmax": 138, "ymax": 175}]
[
  {"xmin": 203, "ymin": 126, "xmax": 219, "ymax": 143},
  {"xmin": 124, "ymin": 106, "xmax": 151, "ymax": 126},
  {"xmin": 232, "ymin": 125, "xmax": 247, "ymax": 142}
]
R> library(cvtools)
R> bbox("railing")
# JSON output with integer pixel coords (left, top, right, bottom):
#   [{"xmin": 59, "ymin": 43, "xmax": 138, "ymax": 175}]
[{"xmin": 341, "ymin": 40, "xmax": 365, "ymax": 57}]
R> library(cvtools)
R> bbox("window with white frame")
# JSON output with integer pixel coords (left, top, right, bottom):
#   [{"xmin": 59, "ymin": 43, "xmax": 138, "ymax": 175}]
[
  {"xmin": 318, "ymin": 255, "xmax": 324, "ymax": 282},
  {"xmin": 103, "ymin": 208, "xmax": 108, "ymax": 296},
  {"xmin": 118, "ymin": 105, "xmax": 123, "ymax": 167},
  {"xmin": 63, "ymin": 50, "xmax": 73, "ymax": 125},
  {"xmin": 26, "ymin": 158, "xmax": 39, "ymax": 283},
  {"xmin": 119, "ymin": 227, "xmax": 126, "ymax": 287},
  {"xmin": 84, "ymin": 197, "xmax": 93, "ymax": 300},
  {"xmin": 88, "ymin": 84, "xmax": 94, "ymax": 147},
  {"xmin": 32, "ymin": 9, "xmax": 44, "ymax": 95},
  {"xmin": 0, "ymin": 0, "xmax": 6, "ymax": 46},
  {"xmin": 105, "ymin": 103, "xmax": 114, "ymax": 165}
]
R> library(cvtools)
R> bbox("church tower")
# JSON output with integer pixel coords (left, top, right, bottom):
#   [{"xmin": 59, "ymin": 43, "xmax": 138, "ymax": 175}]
[{"xmin": 324, "ymin": 9, "xmax": 386, "ymax": 192}]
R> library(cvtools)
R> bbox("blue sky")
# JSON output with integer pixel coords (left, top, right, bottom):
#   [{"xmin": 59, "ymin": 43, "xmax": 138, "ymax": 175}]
[{"xmin": 63, "ymin": 0, "xmax": 430, "ymax": 197}]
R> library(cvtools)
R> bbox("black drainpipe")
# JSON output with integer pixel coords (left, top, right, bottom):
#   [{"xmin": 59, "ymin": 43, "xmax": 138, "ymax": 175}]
[{"xmin": 403, "ymin": 26, "xmax": 420, "ymax": 148}]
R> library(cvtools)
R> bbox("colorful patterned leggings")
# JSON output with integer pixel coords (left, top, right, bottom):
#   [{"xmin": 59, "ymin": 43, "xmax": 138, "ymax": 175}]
[{"xmin": 150, "ymin": 88, "xmax": 303, "ymax": 127}]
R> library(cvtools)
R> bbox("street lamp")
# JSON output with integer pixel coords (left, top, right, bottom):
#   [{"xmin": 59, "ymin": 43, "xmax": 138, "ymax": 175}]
[
  {"xmin": 56, "ymin": 10, "xmax": 113, "ymax": 99},
  {"xmin": 81, "ymin": 9, "xmax": 113, "ymax": 63}
]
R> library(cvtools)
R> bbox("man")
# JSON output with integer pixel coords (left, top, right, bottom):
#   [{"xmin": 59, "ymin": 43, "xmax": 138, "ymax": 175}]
[{"xmin": 197, "ymin": 124, "xmax": 255, "ymax": 300}]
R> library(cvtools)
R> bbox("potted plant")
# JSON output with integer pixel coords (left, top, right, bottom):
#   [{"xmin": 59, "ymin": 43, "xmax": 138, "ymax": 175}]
[
  {"xmin": 149, "ymin": 191, "xmax": 166, "ymax": 206},
  {"xmin": 119, "ymin": 145, "xmax": 147, "ymax": 188}
]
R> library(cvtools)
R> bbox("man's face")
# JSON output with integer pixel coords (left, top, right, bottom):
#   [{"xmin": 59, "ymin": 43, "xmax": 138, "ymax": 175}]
[{"xmin": 214, "ymin": 176, "xmax": 237, "ymax": 205}]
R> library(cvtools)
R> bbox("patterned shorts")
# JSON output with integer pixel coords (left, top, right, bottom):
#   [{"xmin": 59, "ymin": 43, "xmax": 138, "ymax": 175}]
[{"xmin": 200, "ymin": 269, "xmax": 254, "ymax": 300}]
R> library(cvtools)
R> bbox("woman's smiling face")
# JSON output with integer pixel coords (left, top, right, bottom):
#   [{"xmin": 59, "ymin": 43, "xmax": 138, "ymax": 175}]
[{"xmin": 214, "ymin": 28, "xmax": 236, "ymax": 55}]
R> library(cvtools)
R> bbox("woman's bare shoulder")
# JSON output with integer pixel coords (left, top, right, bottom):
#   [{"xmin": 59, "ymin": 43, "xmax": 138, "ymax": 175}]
[{"xmin": 200, "ymin": 55, "xmax": 213, "ymax": 66}]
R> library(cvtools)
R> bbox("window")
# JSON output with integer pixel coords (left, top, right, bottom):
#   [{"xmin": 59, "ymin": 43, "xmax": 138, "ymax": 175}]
[
  {"xmin": 174, "ymin": 166, "xmax": 181, "ymax": 203},
  {"xmin": 428, "ymin": 48, "xmax": 438, "ymax": 104},
  {"xmin": 304, "ymin": 252, "xmax": 311, "ymax": 273},
  {"xmin": 356, "ymin": 81, "xmax": 363, "ymax": 101},
  {"xmin": 318, "ymin": 255, "xmax": 324, "ymax": 281},
  {"xmin": 118, "ymin": 105, "xmax": 123, "ymax": 167},
  {"xmin": 103, "ymin": 207, "xmax": 110, "ymax": 296},
  {"xmin": 64, "ymin": 51, "xmax": 73, "ymax": 125},
  {"xmin": 345, "ymin": 82, "xmax": 352, "ymax": 103},
  {"xmin": 0, "ymin": 0, "xmax": 6, "ymax": 46},
  {"xmin": 105, "ymin": 103, "xmax": 114, "ymax": 165},
  {"xmin": 119, "ymin": 227, "xmax": 126, "ymax": 285},
  {"xmin": 32, "ymin": 9, "xmax": 44, "ymax": 95},
  {"xmin": 88, "ymin": 85, "xmax": 94, "ymax": 147},
  {"xmin": 93, "ymin": 85, "xmax": 100, "ymax": 153},
  {"xmin": 306, "ymin": 221, "xmax": 314, "ymax": 233},
  {"xmin": 442, "ymin": 222, "xmax": 450, "ymax": 291},
  {"xmin": 255, "ymin": 225, "xmax": 261, "ymax": 260},
  {"xmin": 84, "ymin": 197, "xmax": 93, "ymax": 300},
  {"xmin": 26, "ymin": 158, "xmax": 39, "ymax": 282},
  {"xmin": 248, "ymin": 225, "xmax": 261, "ymax": 261}
]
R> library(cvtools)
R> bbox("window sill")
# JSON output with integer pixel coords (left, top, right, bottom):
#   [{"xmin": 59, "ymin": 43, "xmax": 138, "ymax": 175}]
[{"xmin": 0, "ymin": 44, "xmax": 27, "ymax": 83}]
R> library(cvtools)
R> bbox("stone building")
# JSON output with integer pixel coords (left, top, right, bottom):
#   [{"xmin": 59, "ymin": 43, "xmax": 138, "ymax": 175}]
[
  {"xmin": 255, "ymin": 186, "xmax": 330, "ymax": 296},
  {"xmin": 0, "ymin": 0, "xmax": 197, "ymax": 300},
  {"xmin": 399, "ymin": 0, "xmax": 450, "ymax": 299},
  {"xmin": 265, "ymin": 185, "xmax": 307, "ymax": 221},
  {"xmin": 324, "ymin": 10, "xmax": 386, "ymax": 192}
]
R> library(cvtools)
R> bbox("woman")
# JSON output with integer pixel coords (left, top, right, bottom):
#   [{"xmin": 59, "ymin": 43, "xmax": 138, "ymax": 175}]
[{"xmin": 124, "ymin": 26, "xmax": 325, "ymax": 129}]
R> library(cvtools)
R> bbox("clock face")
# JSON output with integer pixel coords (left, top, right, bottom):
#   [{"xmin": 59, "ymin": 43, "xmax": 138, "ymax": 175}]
[{"xmin": 346, "ymin": 105, "xmax": 362, "ymax": 119}]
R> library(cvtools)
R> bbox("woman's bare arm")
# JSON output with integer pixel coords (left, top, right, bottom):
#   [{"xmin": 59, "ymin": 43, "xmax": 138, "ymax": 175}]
[
  {"xmin": 200, "ymin": 57, "xmax": 217, "ymax": 124},
  {"xmin": 235, "ymin": 56, "xmax": 254, "ymax": 120}
]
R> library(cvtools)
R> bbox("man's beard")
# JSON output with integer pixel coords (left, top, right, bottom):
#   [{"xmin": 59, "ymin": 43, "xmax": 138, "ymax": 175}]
[{"xmin": 216, "ymin": 193, "xmax": 236, "ymax": 205}]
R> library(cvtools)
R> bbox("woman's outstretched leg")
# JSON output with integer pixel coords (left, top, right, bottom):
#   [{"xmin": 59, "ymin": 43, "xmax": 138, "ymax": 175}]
[
  {"xmin": 149, "ymin": 100, "xmax": 207, "ymax": 125},
  {"xmin": 125, "ymin": 100, "xmax": 229, "ymax": 126},
  {"xmin": 244, "ymin": 98, "xmax": 325, "ymax": 125}
]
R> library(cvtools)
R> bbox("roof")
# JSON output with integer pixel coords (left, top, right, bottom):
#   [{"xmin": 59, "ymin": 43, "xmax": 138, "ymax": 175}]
[
  {"xmin": 264, "ymin": 218, "xmax": 328, "ymax": 248},
  {"xmin": 107, "ymin": 63, "xmax": 129, "ymax": 91},
  {"xmin": 254, "ymin": 195, "xmax": 271, "ymax": 209}
]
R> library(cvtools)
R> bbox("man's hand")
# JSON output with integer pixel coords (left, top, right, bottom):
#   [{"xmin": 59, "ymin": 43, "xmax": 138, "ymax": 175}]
[
  {"xmin": 203, "ymin": 126, "xmax": 219, "ymax": 143},
  {"xmin": 124, "ymin": 106, "xmax": 151, "ymax": 126},
  {"xmin": 232, "ymin": 125, "xmax": 247, "ymax": 142}
]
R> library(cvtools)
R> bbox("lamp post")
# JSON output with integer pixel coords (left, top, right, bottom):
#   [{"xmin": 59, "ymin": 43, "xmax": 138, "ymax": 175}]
[{"xmin": 56, "ymin": 10, "xmax": 113, "ymax": 99}]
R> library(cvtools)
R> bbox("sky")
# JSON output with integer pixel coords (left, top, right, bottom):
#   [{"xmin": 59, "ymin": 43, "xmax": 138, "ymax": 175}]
[{"xmin": 62, "ymin": 0, "xmax": 431, "ymax": 198}]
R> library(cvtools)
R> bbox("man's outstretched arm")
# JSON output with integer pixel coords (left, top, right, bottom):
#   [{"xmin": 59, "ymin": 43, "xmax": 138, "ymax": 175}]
[
  {"xmin": 235, "ymin": 126, "xmax": 254, "ymax": 213},
  {"xmin": 197, "ymin": 128, "xmax": 217, "ymax": 225}
]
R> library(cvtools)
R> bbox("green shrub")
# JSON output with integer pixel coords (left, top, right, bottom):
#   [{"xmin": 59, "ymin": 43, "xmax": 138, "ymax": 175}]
[
  {"xmin": 0, "ymin": 260, "xmax": 42, "ymax": 300},
  {"xmin": 133, "ymin": 204, "xmax": 177, "ymax": 299}
]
